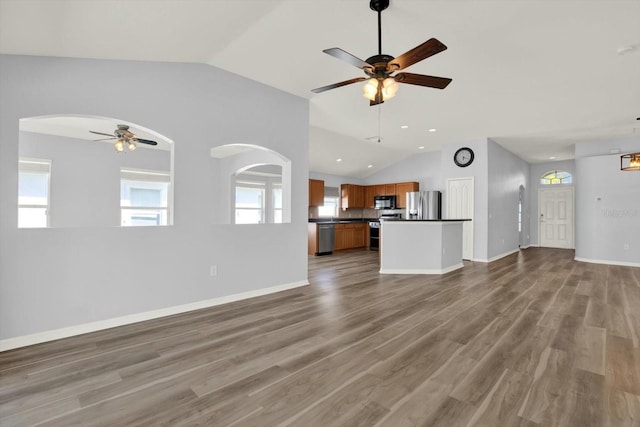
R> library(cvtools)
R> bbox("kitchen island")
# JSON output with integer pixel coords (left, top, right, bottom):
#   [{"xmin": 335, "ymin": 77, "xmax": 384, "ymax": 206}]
[{"xmin": 380, "ymin": 220, "xmax": 468, "ymax": 275}]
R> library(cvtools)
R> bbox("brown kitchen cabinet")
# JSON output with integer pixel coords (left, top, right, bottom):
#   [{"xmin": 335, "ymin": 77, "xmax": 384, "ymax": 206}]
[
  {"xmin": 334, "ymin": 222, "xmax": 367, "ymax": 251},
  {"xmin": 309, "ymin": 179, "xmax": 324, "ymax": 207},
  {"xmin": 352, "ymin": 223, "xmax": 366, "ymax": 248},
  {"xmin": 340, "ymin": 184, "xmax": 365, "ymax": 210},
  {"xmin": 385, "ymin": 184, "xmax": 397, "ymax": 196},
  {"xmin": 395, "ymin": 182, "xmax": 419, "ymax": 208},
  {"xmin": 364, "ymin": 186, "xmax": 376, "ymax": 209}
]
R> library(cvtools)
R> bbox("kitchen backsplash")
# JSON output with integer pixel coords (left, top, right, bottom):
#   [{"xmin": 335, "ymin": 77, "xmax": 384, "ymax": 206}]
[{"xmin": 308, "ymin": 207, "xmax": 394, "ymax": 219}]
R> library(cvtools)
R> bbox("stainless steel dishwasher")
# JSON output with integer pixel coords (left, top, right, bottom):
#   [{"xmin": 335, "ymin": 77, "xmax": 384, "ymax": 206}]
[{"xmin": 317, "ymin": 223, "xmax": 335, "ymax": 255}]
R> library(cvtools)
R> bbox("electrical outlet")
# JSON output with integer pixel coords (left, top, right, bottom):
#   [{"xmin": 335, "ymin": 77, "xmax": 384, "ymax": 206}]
[
  {"xmin": 624, "ymin": 243, "xmax": 630, "ymax": 250},
  {"xmin": 210, "ymin": 265, "xmax": 218, "ymax": 277}
]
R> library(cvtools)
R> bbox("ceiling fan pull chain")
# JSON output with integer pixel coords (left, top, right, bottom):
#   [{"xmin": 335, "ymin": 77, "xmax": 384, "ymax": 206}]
[{"xmin": 378, "ymin": 104, "xmax": 382, "ymax": 143}]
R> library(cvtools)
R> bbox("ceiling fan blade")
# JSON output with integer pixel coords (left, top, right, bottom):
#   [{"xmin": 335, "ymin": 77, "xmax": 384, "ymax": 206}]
[
  {"xmin": 311, "ymin": 77, "xmax": 366, "ymax": 93},
  {"xmin": 394, "ymin": 72, "xmax": 452, "ymax": 89},
  {"xmin": 323, "ymin": 48, "xmax": 374, "ymax": 71},
  {"xmin": 134, "ymin": 138, "xmax": 158, "ymax": 146},
  {"xmin": 389, "ymin": 38, "xmax": 447, "ymax": 71},
  {"xmin": 93, "ymin": 137, "xmax": 116, "ymax": 141},
  {"xmin": 89, "ymin": 130, "xmax": 115, "ymax": 137},
  {"xmin": 370, "ymin": 98, "xmax": 384, "ymax": 107}
]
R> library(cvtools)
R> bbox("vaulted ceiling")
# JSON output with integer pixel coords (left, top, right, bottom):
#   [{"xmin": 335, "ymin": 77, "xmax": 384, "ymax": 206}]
[{"xmin": 2, "ymin": 0, "xmax": 639, "ymax": 178}]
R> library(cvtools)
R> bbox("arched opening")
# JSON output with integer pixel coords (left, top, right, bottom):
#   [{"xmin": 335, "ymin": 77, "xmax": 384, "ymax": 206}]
[
  {"xmin": 211, "ymin": 144, "xmax": 291, "ymax": 225},
  {"xmin": 18, "ymin": 115, "xmax": 174, "ymax": 228}
]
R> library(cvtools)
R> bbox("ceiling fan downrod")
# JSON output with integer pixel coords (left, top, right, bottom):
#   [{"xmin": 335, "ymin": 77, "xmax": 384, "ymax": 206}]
[{"xmin": 370, "ymin": 0, "xmax": 389, "ymax": 55}]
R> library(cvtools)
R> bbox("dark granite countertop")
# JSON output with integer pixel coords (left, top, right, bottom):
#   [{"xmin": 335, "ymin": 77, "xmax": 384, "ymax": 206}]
[
  {"xmin": 308, "ymin": 218, "xmax": 378, "ymax": 224},
  {"xmin": 381, "ymin": 219, "xmax": 472, "ymax": 222}
]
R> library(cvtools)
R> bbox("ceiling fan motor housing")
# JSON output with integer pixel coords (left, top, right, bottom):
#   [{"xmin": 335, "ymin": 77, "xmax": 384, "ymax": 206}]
[{"xmin": 365, "ymin": 54, "xmax": 395, "ymax": 78}]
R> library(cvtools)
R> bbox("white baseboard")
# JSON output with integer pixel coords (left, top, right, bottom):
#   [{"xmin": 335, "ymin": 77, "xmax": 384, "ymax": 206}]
[
  {"xmin": 574, "ymin": 257, "xmax": 640, "ymax": 268},
  {"xmin": 473, "ymin": 248, "xmax": 521, "ymax": 263},
  {"xmin": 0, "ymin": 280, "xmax": 309, "ymax": 352},
  {"xmin": 519, "ymin": 244, "xmax": 532, "ymax": 250},
  {"xmin": 380, "ymin": 263, "xmax": 464, "ymax": 275}
]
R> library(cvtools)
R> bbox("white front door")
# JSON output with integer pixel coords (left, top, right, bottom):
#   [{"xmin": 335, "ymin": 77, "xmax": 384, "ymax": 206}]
[
  {"xmin": 539, "ymin": 187, "xmax": 574, "ymax": 249},
  {"xmin": 447, "ymin": 177, "xmax": 474, "ymax": 260}
]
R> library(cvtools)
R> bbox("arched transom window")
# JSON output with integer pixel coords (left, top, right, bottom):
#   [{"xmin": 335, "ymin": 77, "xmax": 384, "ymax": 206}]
[{"xmin": 540, "ymin": 170, "xmax": 572, "ymax": 185}]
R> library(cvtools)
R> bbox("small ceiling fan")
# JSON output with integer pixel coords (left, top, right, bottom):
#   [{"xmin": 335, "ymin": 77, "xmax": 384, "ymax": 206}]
[
  {"xmin": 90, "ymin": 124, "xmax": 158, "ymax": 153},
  {"xmin": 312, "ymin": 0, "xmax": 452, "ymax": 106}
]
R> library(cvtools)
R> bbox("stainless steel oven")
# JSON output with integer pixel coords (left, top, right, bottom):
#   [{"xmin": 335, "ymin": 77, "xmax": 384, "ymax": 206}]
[{"xmin": 368, "ymin": 221, "xmax": 380, "ymax": 251}]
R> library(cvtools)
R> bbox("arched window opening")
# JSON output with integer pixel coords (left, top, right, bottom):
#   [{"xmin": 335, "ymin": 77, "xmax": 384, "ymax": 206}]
[
  {"xmin": 211, "ymin": 144, "xmax": 291, "ymax": 225},
  {"xmin": 540, "ymin": 170, "xmax": 572, "ymax": 185},
  {"xmin": 18, "ymin": 115, "xmax": 174, "ymax": 228}
]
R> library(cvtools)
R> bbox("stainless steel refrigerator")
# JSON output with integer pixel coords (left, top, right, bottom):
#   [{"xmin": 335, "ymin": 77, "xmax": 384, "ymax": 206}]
[{"xmin": 406, "ymin": 191, "xmax": 442, "ymax": 220}]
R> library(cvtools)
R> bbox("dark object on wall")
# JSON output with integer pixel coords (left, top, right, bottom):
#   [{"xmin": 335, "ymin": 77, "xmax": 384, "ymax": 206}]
[{"xmin": 454, "ymin": 147, "xmax": 474, "ymax": 167}]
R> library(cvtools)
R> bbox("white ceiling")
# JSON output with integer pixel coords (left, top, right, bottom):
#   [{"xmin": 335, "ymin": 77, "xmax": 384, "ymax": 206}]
[{"xmin": 2, "ymin": 0, "xmax": 639, "ymax": 178}]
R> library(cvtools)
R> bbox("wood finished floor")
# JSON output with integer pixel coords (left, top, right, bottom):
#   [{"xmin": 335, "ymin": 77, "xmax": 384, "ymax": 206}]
[{"xmin": 1, "ymin": 248, "xmax": 640, "ymax": 426}]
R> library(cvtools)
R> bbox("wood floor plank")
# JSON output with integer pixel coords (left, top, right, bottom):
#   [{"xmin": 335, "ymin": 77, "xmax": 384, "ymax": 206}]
[{"xmin": 1, "ymin": 248, "xmax": 638, "ymax": 426}]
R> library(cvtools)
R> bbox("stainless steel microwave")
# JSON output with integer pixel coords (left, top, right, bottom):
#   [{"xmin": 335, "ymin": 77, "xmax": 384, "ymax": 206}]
[{"xmin": 374, "ymin": 195, "xmax": 397, "ymax": 209}]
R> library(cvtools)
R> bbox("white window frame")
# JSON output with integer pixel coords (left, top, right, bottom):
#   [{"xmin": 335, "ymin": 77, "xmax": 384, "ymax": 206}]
[
  {"xmin": 120, "ymin": 168, "xmax": 171, "ymax": 227},
  {"xmin": 18, "ymin": 158, "xmax": 51, "ymax": 228},
  {"xmin": 233, "ymin": 168, "xmax": 283, "ymax": 225},
  {"xmin": 235, "ymin": 180, "xmax": 266, "ymax": 224}
]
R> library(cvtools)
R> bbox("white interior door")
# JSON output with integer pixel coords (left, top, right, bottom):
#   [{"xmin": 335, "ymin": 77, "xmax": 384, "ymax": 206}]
[
  {"xmin": 447, "ymin": 177, "xmax": 474, "ymax": 260},
  {"xmin": 539, "ymin": 187, "xmax": 574, "ymax": 249}
]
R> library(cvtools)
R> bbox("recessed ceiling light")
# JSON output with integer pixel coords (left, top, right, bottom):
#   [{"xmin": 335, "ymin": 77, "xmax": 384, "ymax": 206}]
[
  {"xmin": 428, "ymin": 128, "xmax": 437, "ymax": 132},
  {"xmin": 336, "ymin": 158, "xmax": 342, "ymax": 162},
  {"xmin": 400, "ymin": 125, "xmax": 409, "ymax": 129},
  {"xmin": 549, "ymin": 156, "xmax": 556, "ymax": 160},
  {"xmin": 367, "ymin": 164, "xmax": 373, "ymax": 168},
  {"xmin": 418, "ymin": 146, "xmax": 425, "ymax": 150}
]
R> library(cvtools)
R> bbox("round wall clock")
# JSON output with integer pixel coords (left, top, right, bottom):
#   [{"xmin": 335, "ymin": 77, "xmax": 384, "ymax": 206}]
[{"xmin": 454, "ymin": 147, "xmax": 474, "ymax": 167}]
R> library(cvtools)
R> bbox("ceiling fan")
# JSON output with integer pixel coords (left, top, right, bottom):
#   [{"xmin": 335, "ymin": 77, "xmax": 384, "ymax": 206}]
[
  {"xmin": 90, "ymin": 124, "xmax": 158, "ymax": 152},
  {"xmin": 311, "ymin": 0, "xmax": 452, "ymax": 106}
]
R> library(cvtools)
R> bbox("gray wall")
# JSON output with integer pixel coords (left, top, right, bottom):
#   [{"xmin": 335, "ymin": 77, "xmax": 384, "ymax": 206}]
[
  {"xmin": 440, "ymin": 138, "xmax": 490, "ymax": 261},
  {"xmin": 363, "ymin": 150, "xmax": 443, "ymax": 191},
  {"xmin": 574, "ymin": 137, "xmax": 640, "ymax": 264},
  {"xmin": 309, "ymin": 172, "xmax": 364, "ymax": 188},
  {"xmin": 486, "ymin": 139, "xmax": 530, "ymax": 258},
  {"xmin": 529, "ymin": 159, "xmax": 576, "ymax": 246},
  {"xmin": 0, "ymin": 55, "xmax": 309, "ymax": 341}
]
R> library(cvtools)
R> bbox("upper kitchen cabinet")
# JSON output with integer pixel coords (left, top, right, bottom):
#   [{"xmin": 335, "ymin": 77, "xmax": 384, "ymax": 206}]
[
  {"xmin": 364, "ymin": 185, "xmax": 376, "ymax": 209},
  {"xmin": 385, "ymin": 184, "xmax": 397, "ymax": 196},
  {"xmin": 396, "ymin": 182, "xmax": 419, "ymax": 208},
  {"xmin": 309, "ymin": 179, "xmax": 324, "ymax": 207},
  {"xmin": 341, "ymin": 184, "xmax": 364, "ymax": 210}
]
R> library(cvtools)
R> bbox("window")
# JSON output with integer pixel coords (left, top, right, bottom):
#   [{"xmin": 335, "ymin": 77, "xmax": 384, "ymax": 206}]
[
  {"xmin": 233, "ymin": 165, "xmax": 282, "ymax": 224},
  {"xmin": 18, "ymin": 159, "xmax": 51, "ymax": 228},
  {"xmin": 318, "ymin": 186, "xmax": 340, "ymax": 217},
  {"xmin": 120, "ymin": 169, "xmax": 170, "ymax": 226},
  {"xmin": 272, "ymin": 184, "xmax": 283, "ymax": 224},
  {"xmin": 235, "ymin": 182, "xmax": 265, "ymax": 224},
  {"xmin": 540, "ymin": 170, "xmax": 572, "ymax": 185}
]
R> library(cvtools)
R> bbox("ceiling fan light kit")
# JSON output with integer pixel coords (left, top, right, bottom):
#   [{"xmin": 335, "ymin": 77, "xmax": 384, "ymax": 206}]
[{"xmin": 312, "ymin": 0, "xmax": 451, "ymax": 106}]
